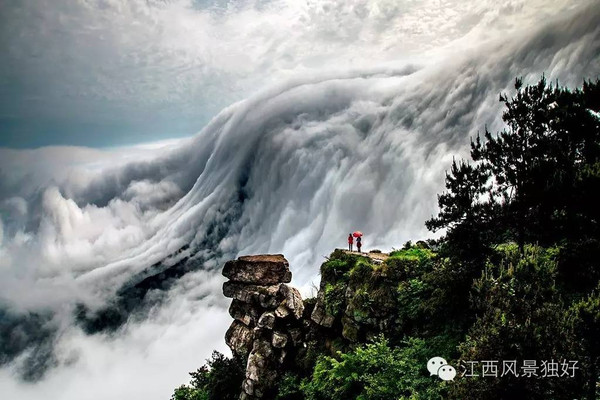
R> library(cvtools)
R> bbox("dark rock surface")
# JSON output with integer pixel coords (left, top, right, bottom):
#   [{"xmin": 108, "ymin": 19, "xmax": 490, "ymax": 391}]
[
  {"xmin": 222, "ymin": 254, "xmax": 307, "ymax": 399},
  {"xmin": 223, "ymin": 254, "xmax": 292, "ymax": 284}
]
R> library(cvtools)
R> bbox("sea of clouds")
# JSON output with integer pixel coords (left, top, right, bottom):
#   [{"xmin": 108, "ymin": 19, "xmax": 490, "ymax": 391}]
[{"xmin": 0, "ymin": 0, "xmax": 599, "ymax": 399}]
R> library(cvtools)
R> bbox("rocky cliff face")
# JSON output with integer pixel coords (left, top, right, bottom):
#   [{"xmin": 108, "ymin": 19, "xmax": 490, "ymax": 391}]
[
  {"xmin": 222, "ymin": 255, "xmax": 307, "ymax": 399},
  {"xmin": 222, "ymin": 250, "xmax": 417, "ymax": 399}
]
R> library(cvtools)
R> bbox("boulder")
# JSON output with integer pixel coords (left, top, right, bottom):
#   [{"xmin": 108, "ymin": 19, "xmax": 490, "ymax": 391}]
[
  {"xmin": 310, "ymin": 292, "xmax": 335, "ymax": 328},
  {"xmin": 284, "ymin": 287, "xmax": 304, "ymax": 319},
  {"xmin": 272, "ymin": 331, "xmax": 288, "ymax": 348},
  {"xmin": 225, "ymin": 321, "xmax": 254, "ymax": 358},
  {"xmin": 341, "ymin": 315, "xmax": 359, "ymax": 342},
  {"xmin": 274, "ymin": 304, "xmax": 290, "ymax": 319},
  {"xmin": 223, "ymin": 254, "xmax": 292, "ymax": 285},
  {"xmin": 229, "ymin": 300, "xmax": 260, "ymax": 326},
  {"xmin": 257, "ymin": 311, "xmax": 276, "ymax": 330},
  {"xmin": 222, "ymin": 282, "xmax": 286, "ymax": 309}
]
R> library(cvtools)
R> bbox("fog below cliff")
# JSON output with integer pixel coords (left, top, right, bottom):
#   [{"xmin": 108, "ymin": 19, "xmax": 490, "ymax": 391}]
[{"xmin": 1, "ymin": 1, "xmax": 599, "ymax": 399}]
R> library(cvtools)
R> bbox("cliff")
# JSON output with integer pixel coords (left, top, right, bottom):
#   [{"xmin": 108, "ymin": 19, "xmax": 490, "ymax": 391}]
[
  {"xmin": 222, "ymin": 248, "xmax": 433, "ymax": 399},
  {"xmin": 173, "ymin": 241, "xmax": 598, "ymax": 400}
]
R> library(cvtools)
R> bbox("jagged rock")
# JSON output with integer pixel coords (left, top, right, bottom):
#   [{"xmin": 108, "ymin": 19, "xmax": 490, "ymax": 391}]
[
  {"xmin": 274, "ymin": 304, "xmax": 290, "ymax": 318},
  {"xmin": 257, "ymin": 311, "xmax": 276, "ymax": 330},
  {"xmin": 289, "ymin": 328, "xmax": 302, "ymax": 346},
  {"xmin": 229, "ymin": 300, "xmax": 260, "ymax": 326},
  {"xmin": 272, "ymin": 331, "xmax": 288, "ymax": 348},
  {"xmin": 342, "ymin": 315, "xmax": 359, "ymax": 342},
  {"xmin": 223, "ymin": 254, "xmax": 292, "ymax": 284},
  {"xmin": 225, "ymin": 321, "xmax": 254, "ymax": 358},
  {"xmin": 247, "ymin": 352, "xmax": 266, "ymax": 381},
  {"xmin": 223, "ymin": 282, "xmax": 286, "ymax": 309},
  {"xmin": 310, "ymin": 289, "xmax": 336, "ymax": 327},
  {"xmin": 252, "ymin": 338, "xmax": 274, "ymax": 358},
  {"xmin": 244, "ymin": 339, "xmax": 278, "ymax": 398},
  {"xmin": 311, "ymin": 302, "xmax": 335, "ymax": 328},
  {"xmin": 274, "ymin": 287, "xmax": 305, "ymax": 319},
  {"xmin": 222, "ymin": 254, "xmax": 306, "ymax": 399},
  {"xmin": 242, "ymin": 379, "xmax": 255, "ymax": 397},
  {"xmin": 284, "ymin": 287, "xmax": 304, "ymax": 319},
  {"xmin": 278, "ymin": 349, "xmax": 287, "ymax": 364}
]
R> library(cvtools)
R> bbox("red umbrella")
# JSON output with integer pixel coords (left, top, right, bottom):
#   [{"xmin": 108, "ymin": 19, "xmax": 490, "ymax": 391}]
[{"xmin": 353, "ymin": 231, "xmax": 363, "ymax": 238}]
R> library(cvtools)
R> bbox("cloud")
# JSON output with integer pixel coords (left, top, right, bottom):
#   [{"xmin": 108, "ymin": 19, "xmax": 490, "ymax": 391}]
[
  {"xmin": 0, "ymin": 0, "xmax": 585, "ymax": 147},
  {"xmin": 0, "ymin": 269, "xmax": 231, "ymax": 398},
  {"xmin": 0, "ymin": 0, "xmax": 599, "ymax": 399}
]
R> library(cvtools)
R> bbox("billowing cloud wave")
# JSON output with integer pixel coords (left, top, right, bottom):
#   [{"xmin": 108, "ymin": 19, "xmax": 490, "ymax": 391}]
[{"xmin": 0, "ymin": 1, "xmax": 599, "ymax": 399}]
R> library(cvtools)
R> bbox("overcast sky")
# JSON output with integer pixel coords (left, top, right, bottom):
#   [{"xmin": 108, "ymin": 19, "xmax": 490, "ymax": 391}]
[{"xmin": 0, "ymin": 0, "xmax": 586, "ymax": 148}]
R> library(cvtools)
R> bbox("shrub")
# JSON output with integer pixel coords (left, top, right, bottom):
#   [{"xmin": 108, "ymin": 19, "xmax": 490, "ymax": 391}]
[
  {"xmin": 275, "ymin": 373, "xmax": 304, "ymax": 400},
  {"xmin": 452, "ymin": 246, "xmax": 572, "ymax": 399},
  {"xmin": 568, "ymin": 287, "xmax": 600, "ymax": 400},
  {"xmin": 171, "ymin": 351, "xmax": 244, "ymax": 400},
  {"xmin": 349, "ymin": 259, "xmax": 374, "ymax": 283},
  {"xmin": 388, "ymin": 247, "xmax": 435, "ymax": 264},
  {"xmin": 301, "ymin": 336, "xmax": 446, "ymax": 400},
  {"xmin": 324, "ymin": 283, "xmax": 346, "ymax": 316},
  {"xmin": 396, "ymin": 278, "xmax": 428, "ymax": 328}
]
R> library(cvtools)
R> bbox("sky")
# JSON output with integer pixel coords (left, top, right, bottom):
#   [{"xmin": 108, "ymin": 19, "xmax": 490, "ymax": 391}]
[
  {"xmin": 0, "ymin": 1, "xmax": 599, "ymax": 399},
  {"xmin": 0, "ymin": 0, "xmax": 588, "ymax": 148}
]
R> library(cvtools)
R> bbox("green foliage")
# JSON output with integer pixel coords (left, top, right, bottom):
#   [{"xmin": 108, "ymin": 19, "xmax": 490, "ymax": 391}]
[
  {"xmin": 301, "ymin": 336, "xmax": 446, "ymax": 400},
  {"xmin": 383, "ymin": 245, "xmax": 436, "ymax": 286},
  {"xmin": 389, "ymin": 247, "xmax": 435, "ymax": 263},
  {"xmin": 349, "ymin": 259, "xmax": 374, "ymax": 283},
  {"xmin": 451, "ymin": 246, "xmax": 574, "ymax": 399},
  {"xmin": 396, "ymin": 278, "xmax": 428, "ymax": 325},
  {"xmin": 171, "ymin": 352, "xmax": 244, "ymax": 400},
  {"xmin": 323, "ymin": 282, "xmax": 346, "ymax": 316},
  {"xmin": 419, "ymin": 257, "xmax": 475, "ymax": 330},
  {"xmin": 275, "ymin": 373, "xmax": 304, "ymax": 400},
  {"xmin": 568, "ymin": 287, "xmax": 600, "ymax": 400},
  {"xmin": 172, "ymin": 385, "xmax": 208, "ymax": 400},
  {"xmin": 321, "ymin": 250, "xmax": 370, "ymax": 284}
]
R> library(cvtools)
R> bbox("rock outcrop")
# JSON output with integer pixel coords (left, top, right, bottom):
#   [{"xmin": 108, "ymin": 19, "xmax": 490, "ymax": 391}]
[
  {"xmin": 219, "ymin": 248, "xmax": 439, "ymax": 399},
  {"xmin": 223, "ymin": 254, "xmax": 305, "ymax": 400}
]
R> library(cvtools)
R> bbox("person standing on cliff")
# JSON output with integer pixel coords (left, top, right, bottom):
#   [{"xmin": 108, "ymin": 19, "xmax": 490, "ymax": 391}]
[
  {"xmin": 348, "ymin": 233, "xmax": 354, "ymax": 252},
  {"xmin": 357, "ymin": 236, "xmax": 362, "ymax": 253}
]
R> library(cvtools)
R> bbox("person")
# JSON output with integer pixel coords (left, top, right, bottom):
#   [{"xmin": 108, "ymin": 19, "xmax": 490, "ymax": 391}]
[
  {"xmin": 356, "ymin": 236, "xmax": 362, "ymax": 253},
  {"xmin": 348, "ymin": 233, "xmax": 353, "ymax": 251}
]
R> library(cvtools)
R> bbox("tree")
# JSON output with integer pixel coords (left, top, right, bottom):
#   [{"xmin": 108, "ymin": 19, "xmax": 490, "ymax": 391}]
[
  {"xmin": 427, "ymin": 77, "xmax": 600, "ymax": 293},
  {"xmin": 428, "ymin": 76, "xmax": 600, "ymax": 249},
  {"xmin": 171, "ymin": 351, "xmax": 245, "ymax": 400}
]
